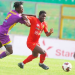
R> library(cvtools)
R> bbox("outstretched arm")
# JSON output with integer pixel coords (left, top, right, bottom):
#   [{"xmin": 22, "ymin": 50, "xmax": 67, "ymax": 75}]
[
  {"xmin": 45, "ymin": 28, "xmax": 53, "ymax": 37},
  {"xmin": 22, "ymin": 14, "xmax": 31, "ymax": 27},
  {"xmin": 23, "ymin": 14, "xmax": 36, "ymax": 17}
]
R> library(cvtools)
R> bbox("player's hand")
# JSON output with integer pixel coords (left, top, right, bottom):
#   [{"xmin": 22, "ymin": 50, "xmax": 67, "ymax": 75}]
[
  {"xmin": 73, "ymin": 52, "xmax": 75, "ymax": 59},
  {"xmin": 50, "ymin": 28, "xmax": 53, "ymax": 34}
]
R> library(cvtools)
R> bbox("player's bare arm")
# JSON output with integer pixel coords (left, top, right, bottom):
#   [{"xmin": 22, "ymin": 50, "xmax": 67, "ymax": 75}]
[
  {"xmin": 45, "ymin": 28, "xmax": 53, "ymax": 36},
  {"xmin": 22, "ymin": 13, "xmax": 36, "ymax": 17},
  {"xmin": 22, "ymin": 14, "xmax": 31, "ymax": 27}
]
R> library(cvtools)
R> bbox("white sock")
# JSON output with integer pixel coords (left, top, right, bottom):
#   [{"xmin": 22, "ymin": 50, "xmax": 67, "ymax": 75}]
[
  {"xmin": 22, "ymin": 62, "xmax": 24, "ymax": 65},
  {"xmin": 39, "ymin": 63, "xmax": 43, "ymax": 65}
]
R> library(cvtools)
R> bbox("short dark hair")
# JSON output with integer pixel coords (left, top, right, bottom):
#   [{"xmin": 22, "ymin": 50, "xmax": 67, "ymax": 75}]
[
  {"xmin": 13, "ymin": 1, "xmax": 23, "ymax": 8},
  {"xmin": 39, "ymin": 10, "xmax": 46, "ymax": 16}
]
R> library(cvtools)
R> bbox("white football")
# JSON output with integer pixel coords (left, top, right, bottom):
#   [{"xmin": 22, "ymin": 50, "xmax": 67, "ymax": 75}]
[{"xmin": 62, "ymin": 62, "xmax": 72, "ymax": 72}]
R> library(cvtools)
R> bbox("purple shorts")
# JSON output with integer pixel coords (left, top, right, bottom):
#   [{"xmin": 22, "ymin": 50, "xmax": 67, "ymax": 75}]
[{"xmin": 0, "ymin": 34, "xmax": 11, "ymax": 46}]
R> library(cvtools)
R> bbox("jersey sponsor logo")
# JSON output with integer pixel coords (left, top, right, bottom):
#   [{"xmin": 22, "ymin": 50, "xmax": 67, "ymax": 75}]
[
  {"xmin": 35, "ymin": 24, "xmax": 44, "ymax": 35},
  {"xmin": 34, "ymin": 31, "xmax": 39, "ymax": 35},
  {"xmin": 36, "ymin": 24, "xmax": 41, "ymax": 30},
  {"xmin": 36, "ymin": 24, "xmax": 39, "ymax": 27},
  {"xmin": 34, "ymin": 31, "xmax": 41, "ymax": 35}
]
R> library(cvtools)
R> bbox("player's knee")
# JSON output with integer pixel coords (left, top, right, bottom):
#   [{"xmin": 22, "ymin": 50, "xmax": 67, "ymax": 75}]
[
  {"xmin": 33, "ymin": 54, "xmax": 38, "ymax": 57},
  {"xmin": 4, "ymin": 44, "xmax": 13, "ymax": 54},
  {"xmin": 32, "ymin": 53, "xmax": 38, "ymax": 57},
  {"xmin": 5, "ymin": 50, "xmax": 12, "ymax": 55},
  {"xmin": 7, "ymin": 50, "xmax": 13, "ymax": 54},
  {"xmin": 35, "ymin": 54, "xmax": 38, "ymax": 57},
  {"xmin": 10, "ymin": 50, "xmax": 13, "ymax": 54},
  {"xmin": 42, "ymin": 50, "xmax": 46, "ymax": 54}
]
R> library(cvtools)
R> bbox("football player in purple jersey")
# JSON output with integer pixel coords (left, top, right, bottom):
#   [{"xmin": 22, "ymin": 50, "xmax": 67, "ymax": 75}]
[{"xmin": 0, "ymin": 2, "xmax": 31, "ymax": 59}]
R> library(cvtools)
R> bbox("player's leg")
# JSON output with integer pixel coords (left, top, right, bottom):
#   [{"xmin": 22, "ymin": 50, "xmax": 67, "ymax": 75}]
[
  {"xmin": 22, "ymin": 43, "xmax": 39, "ymax": 64},
  {"xmin": 33, "ymin": 45, "xmax": 49, "ymax": 70},
  {"xmin": 4, "ymin": 44, "xmax": 13, "ymax": 55},
  {"xmin": 0, "ymin": 44, "xmax": 13, "ymax": 59},
  {"xmin": 18, "ymin": 42, "xmax": 39, "ymax": 68},
  {"xmin": 0, "ymin": 35, "xmax": 13, "ymax": 59},
  {"xmin": 18, "ymin": 43, "xmax": 49, "ymax": 70},
  {"xmin": 18, "ymin": 54, "xmax": 38, "ymax": 68},
  {"xmin": 33, "ymin": 45, "xmax": 46, "ymax": 63}
]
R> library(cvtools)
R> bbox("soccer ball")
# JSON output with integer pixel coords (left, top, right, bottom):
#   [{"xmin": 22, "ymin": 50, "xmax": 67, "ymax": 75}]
[{"xmin": 62, "ymin": 62, "xmax": 72, "ymax": 72}]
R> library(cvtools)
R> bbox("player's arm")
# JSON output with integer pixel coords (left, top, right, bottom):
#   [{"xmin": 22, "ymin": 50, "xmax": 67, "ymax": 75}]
[
  {"xmin": 22, "ymin": 14, "xmax": 31, "ymax": 27},
  {"xmin": 45, "ymin": 28, "xmax": 53, "ymax": 37},
  {"xmin": 44, "ymin": 22, "xmax": 53, "ymax": 37},
  {"xmin": 23, "ymin": 14, "xmax": 36, "ymax": 17}
]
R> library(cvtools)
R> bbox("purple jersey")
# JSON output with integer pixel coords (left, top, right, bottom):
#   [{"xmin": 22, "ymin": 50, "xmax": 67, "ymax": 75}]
[{"xmin": 0, "ymin": 10, "xmax": 25, "ymax": 35}]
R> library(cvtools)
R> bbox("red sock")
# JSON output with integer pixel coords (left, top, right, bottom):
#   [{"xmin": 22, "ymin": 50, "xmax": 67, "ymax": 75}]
[
  {"xmin": 40, "ymin": 53, "xmax": 46, "ymax": 63},
  {"xmin": 23, "ymin": 55, "xmax": 37, "ymax": 64}
]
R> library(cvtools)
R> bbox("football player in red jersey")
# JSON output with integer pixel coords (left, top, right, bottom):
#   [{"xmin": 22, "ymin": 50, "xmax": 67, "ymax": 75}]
[{"xmin": 18, "ymin": 11, "xmax": 53, "ymax": 70}]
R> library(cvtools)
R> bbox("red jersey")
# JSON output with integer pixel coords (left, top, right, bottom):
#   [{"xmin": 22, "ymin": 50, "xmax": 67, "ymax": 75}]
[{"xmin": 27, "ymin": 16, "xmax": 48, "ymax": 43}]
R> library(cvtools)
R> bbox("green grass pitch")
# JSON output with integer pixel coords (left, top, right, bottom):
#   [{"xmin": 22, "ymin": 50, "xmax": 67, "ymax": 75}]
[{"xmin": 0, "ymin": 55, "xmax": 75, "ymax": 75}]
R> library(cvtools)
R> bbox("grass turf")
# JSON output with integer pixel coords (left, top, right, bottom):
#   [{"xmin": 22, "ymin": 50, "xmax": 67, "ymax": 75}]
[{"xmin": 0, "ymin": 55, "xmax": 75, "ymax": 75}]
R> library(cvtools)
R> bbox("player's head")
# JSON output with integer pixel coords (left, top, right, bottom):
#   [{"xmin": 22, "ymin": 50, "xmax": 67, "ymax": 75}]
[
  {"xmin": 39, "ymin": 10, "xmax": 46, "ymax": 22},
  {"xmin": 13, "ymin": 1, "xmax": 23, "ymax": 13}
]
